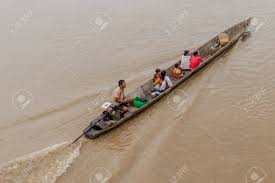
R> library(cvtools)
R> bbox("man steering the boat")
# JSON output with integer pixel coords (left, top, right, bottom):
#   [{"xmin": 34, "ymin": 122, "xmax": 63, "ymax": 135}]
[{"xmin": 112, "ymin": 80, "xmax": 134, "ymax": 112}]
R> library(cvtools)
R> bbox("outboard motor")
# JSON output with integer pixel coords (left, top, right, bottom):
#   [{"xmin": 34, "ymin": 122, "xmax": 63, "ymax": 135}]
[{"xmin": 101, "ymin": 102, "xmax": 122, "ymax": 121}]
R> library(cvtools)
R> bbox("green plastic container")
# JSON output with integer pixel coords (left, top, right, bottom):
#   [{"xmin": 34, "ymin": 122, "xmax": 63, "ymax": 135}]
[{"xmin": 133, "ymin": 97, "xmax": 149, "ymax": 108}]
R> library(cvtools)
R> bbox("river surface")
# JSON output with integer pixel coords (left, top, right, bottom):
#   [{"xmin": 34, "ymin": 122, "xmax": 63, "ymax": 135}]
[{"xmin": 0, "ymin": 0, "xmax": 275, "ymax": 183}]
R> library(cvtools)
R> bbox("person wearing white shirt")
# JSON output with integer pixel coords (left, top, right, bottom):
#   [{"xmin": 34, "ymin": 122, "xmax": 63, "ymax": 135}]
[
  {"xmin": 160, "ymin": 70, "xmax": 173, "ymax": 91},
  {"xmin": 181, "ymin": 50, "xmax": 191, "ymax": 71}
]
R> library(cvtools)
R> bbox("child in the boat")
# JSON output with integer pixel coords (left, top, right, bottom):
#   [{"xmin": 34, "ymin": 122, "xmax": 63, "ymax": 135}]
[
  {"xmin": 152, "ymin": 68, "xmax": 162, "ymax": 92},
  {"xmin": 151, "ymin": 70, "xmax": 173, "ymax": 97},
  {"xmin": 172, "ymin": 63, "xmax": 184, "ymax": 79}
]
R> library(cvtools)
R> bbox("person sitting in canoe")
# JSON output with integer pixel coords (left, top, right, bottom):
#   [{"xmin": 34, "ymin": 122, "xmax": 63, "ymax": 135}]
[
  {"xmin": 189, "ymin": 51, "xmax": 203, "ymax": 70},
  {"xmin": 152, "ymin": 68, "xmax": 162, "ymax": 92},
  {"xmin": 172, "ymin": 63, "xmax": 184, "ymax": 79},
  {"xmin": 151, "ymin": 70, "xmax": 173, "ymax": 97},
  {"xmin": 181, "ymin": 50, "xmax": 191, "ymax": 71},
  {"xmin": 160, "ymin": 70, "xmax": 173, "ymax": 91},
  {"xmin": 112, "ymin": 80, "xmax": 134, "ymax": 112},
  {"xmin": 154, "ymin": 68, "xmax": 161, "ymax": 79}
]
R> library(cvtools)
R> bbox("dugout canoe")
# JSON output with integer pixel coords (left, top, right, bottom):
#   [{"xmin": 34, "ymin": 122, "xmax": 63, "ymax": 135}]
[{"xmin": 83, "ymin": 17, "xmax": 252, "ymax": 139}]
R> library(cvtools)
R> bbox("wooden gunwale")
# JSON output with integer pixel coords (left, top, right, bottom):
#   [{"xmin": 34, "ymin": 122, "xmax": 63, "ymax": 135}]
[{"xmin": 86, "ymin": 18, "xmax": 251, "ymax": 138}]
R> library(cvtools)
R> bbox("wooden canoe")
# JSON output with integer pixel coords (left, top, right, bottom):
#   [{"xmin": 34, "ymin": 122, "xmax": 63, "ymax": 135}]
[{"xmin": 83, "ymin": 18, "xmax": 252, "ymax": 139}]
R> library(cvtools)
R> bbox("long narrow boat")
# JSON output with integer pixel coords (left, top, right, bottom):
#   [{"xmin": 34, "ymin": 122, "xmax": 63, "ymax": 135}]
[{"xmin": 83, "ymin": 18, "xmax": 252, "ymax": 139}]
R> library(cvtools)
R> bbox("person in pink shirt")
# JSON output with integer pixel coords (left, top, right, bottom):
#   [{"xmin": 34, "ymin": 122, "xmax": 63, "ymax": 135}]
[{"xmin": 189, "ymin": 51, "xmax": 203, "ymax": 70}]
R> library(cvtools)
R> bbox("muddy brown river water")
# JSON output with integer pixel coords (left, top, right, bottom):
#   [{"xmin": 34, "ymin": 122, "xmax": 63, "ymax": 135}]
[{"xmin": 0, "ymin": 0, "xmax": 275, "ymax": 183}]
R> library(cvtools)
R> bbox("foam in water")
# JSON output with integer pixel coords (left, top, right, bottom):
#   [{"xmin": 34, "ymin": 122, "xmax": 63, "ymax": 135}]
[{"xmin": 0, "ymin": 141, "xmax": 82, "ymax": 183}]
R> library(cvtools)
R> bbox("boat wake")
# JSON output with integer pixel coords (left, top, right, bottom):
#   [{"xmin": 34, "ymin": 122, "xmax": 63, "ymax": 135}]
[{"xmin": 0, "ymin": 141, "xmax": 82, "ymax": 183}]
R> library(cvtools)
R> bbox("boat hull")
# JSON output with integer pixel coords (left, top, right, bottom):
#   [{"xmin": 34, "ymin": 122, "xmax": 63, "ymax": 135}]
[{"xmin": 84, "ymin": 18, "xmax": 252, "ymax": 139}]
